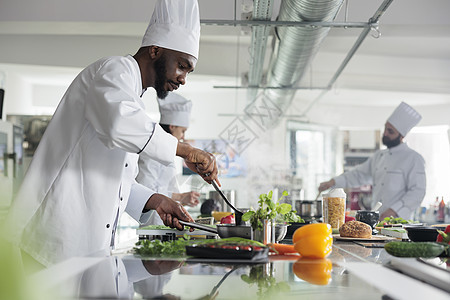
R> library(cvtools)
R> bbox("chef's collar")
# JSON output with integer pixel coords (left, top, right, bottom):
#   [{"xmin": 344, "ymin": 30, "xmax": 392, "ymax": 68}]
[
  {"xmin": 388, "ymin": 142, "xmax": 407, "ymax": 153},
  {"xmin": 126, "ymin": 55, "xmax": 145, "ymax": 96}
]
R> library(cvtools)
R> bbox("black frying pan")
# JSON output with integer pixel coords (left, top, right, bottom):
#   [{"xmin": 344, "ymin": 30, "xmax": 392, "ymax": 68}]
[{"xmin": 179, "ymin": 220, "xmax": 252, "ymax": 239}]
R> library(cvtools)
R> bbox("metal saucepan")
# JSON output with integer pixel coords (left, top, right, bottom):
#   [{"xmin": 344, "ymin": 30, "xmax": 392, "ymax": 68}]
[
  {"xmin": 179, "ymin": 220, "xmax": 252, "ymax": 239},
  {"xmin": 295, "ymin": 200, "xmax": 323, "ymax": 218}
]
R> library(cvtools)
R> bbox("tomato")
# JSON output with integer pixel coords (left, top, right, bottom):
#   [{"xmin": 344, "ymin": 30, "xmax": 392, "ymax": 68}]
[
  {"xmin": 345, "ymin": 216, "xmax": 356, "ymax": 223},
  {"xmin": 436, "ymin": 225, "xmax": 450, "ymax": 244},
  {"xmin": 220, "ymin": 214, "xmax": 235, "ymax": 224}
]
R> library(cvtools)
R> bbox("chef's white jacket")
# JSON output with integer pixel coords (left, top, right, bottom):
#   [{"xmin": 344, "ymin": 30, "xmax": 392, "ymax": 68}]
[
  {"xmin": 4, "ymin": 55, "xmax": 178, "ymax": 266},
  {"xmin": 60, "ymin": 256, "xmax": 162, "ymax": 299},
  {"xmin": 136, "ymin": 157, "xmax": 180, "ymax": 225},
  {"xmin": 333, "ymin": 143, "xmax": 426, "ymax": 219}
]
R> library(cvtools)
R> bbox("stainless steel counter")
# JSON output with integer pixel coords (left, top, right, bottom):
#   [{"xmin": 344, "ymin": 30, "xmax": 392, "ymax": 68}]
[{"xmin": 28, "ymin": 241, "xmax": 449, "ymax": 300}]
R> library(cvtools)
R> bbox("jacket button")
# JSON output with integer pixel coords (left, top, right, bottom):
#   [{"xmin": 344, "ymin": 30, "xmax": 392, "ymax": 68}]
[
  {"xmin": 125, "ymin": 163, "xmax": 128, "ymax": 167},
  {"xmin": 120, "ymin": 197, "xmax": 123, "ymax": 201},
  {"xmin": 106, "ymin": 224, "xmax": 110, "ymax": 228}
]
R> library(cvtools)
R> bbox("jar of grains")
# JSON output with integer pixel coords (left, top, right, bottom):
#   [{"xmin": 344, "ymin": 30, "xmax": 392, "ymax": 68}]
[{"xmin": 322, "ymin": 188, "xmax": 346, "ymax": 229}]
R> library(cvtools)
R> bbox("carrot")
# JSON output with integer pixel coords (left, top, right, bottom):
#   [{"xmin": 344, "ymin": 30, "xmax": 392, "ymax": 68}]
[{"xmin": 267, "ymin": 243, "xmax": 299, "ymax": 255}]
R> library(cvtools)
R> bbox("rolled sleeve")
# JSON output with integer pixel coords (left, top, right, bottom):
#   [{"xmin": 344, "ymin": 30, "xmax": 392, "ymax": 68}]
[{"xmin": 125, "ymin": 183, "xmax": 155, "ymax": 223}]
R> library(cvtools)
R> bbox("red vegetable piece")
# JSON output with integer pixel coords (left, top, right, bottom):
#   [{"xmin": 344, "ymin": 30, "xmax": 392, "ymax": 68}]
[
  {"xmin": 436, "ymin": 225, "xmax": 450, "ymax": 244},
  {"xmin": 345, "ymin": 216, "xmax": 356, "ymax": 223},
  {"xmin": 220, "ymin": 214, "xmax": 235, "ymax": 224}
]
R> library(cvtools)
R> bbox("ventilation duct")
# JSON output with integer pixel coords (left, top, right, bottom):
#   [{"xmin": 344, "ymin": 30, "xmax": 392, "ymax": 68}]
[
  {"xmin": 248, "ymin": 0, "xmax": 344, "ymax": 121},
  {"xmin": 246, "ymin": 0, "xmax": 274, "ymax": 102}
]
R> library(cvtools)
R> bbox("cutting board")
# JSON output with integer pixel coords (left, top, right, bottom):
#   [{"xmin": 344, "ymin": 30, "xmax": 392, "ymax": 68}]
[{"xmin": 333, "ymin": 234, "xmax": 397, "ymax": 242}]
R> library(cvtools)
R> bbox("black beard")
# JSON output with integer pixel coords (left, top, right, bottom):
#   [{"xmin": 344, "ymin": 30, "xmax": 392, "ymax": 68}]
[
  {"xmin": 154, "ymin": 55, "xmax": 169, "ymax": 99},
  {"xmin": 382, "ymin": 135, "xmax": 402, "ymax": 148}
]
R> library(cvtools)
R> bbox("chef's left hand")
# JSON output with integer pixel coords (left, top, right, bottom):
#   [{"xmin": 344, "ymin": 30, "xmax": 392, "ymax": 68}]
[{"xmin": 145, "ymin": 193, "xmax": 195, "ymax": 231}]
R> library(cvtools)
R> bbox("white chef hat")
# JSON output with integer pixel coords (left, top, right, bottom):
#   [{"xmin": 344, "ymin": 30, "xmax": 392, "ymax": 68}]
[
  {"xmin": 141, "ymin": 0, "xmax": 201, "ymax": 59},
  {"xmin": 158, "ymin": 92, "xmax": 192, "ymax": 127},
  {"xmin": 387, "ymin": 102, "xmax": 422, "ymax": 136}
]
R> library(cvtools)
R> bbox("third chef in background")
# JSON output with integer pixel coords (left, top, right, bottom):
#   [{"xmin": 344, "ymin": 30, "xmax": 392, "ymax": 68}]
[
  {"xmin": 319, "ymin": 102, "xmax": 426, "ymax": 220},
  {"xmin": 137, "ymin": 92, "xmax": 200, "ymax": 226}
]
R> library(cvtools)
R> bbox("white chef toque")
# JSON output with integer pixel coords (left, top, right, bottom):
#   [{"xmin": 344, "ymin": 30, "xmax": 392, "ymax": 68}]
[
  {"xmin": 387, "ymin": 102, "xmax": 422, "ymax": 137},
  {"xmin": 158, "ymin": 93, "xmax": 192, "ymax": 127},
  {"xmin": 141, "ymin": 0, "xmax": 201, "ymax": 59}
]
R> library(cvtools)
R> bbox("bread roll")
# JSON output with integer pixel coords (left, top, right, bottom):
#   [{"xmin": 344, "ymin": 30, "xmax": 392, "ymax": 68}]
[{"xmin": 339, "ymin": 221, "xmax": 372, "ymax": 238}]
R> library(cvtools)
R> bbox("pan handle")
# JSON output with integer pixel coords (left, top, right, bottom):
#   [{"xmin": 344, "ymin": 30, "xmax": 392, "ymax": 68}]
[
  {"xmin": 179, "ymin": 220, "xmax": 218, "ymax": 234},
  {"xmin": 211, "ymin": 181, "xmax": 244, "ymax": 226}
]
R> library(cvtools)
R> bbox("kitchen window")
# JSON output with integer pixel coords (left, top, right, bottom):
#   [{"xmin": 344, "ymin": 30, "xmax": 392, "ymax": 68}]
[{"xmin": 287, "ymin": 121, "xmax": 341, "ymax": 200}]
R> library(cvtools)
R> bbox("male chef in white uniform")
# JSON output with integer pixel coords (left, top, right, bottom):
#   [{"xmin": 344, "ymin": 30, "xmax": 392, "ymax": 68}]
[
  {"xmin": 3, "ymin": 0, "xmax": 219, "ymax": 268},
  {"xmin": 319, "ymin": 102, "xmax": 426, "ymax": 220},
  {"xmin": 137, "ymin": 92, "xmax": 200, "ymax": 226}
]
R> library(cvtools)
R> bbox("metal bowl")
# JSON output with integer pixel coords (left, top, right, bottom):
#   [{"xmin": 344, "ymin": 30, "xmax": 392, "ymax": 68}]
[{"xmin": 274, "ymin": 224, "xmax": 288, "ymax": 242}]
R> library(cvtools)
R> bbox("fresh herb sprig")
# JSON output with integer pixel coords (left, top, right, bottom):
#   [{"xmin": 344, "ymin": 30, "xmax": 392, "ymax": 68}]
[{"xmin": 242, "ymin": 191, "xmax": 303, "ymax": 231}]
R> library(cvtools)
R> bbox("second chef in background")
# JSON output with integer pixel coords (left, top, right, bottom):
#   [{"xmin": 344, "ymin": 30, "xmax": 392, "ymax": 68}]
[{"xmin": 137, "ymin": 92, "xmax": 200, "ymax": 226}]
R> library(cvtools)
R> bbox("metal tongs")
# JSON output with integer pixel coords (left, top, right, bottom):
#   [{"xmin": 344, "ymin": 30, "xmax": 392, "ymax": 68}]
[{"xmin": 211, "ymin": 181, "xmax": 244, "ymax": 226}]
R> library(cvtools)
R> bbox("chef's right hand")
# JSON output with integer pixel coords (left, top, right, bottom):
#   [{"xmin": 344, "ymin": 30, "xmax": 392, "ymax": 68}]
[
  {"xmin": 176, "ymin": 142, "xmax": 220, "ymax": 186},
  {"xmin": 318, "ymin": 179, "xmax": 335, "ymax": 193},
  {"xmin": 145, "ymin": 193, "xmax": 195, "ymax": 231}
]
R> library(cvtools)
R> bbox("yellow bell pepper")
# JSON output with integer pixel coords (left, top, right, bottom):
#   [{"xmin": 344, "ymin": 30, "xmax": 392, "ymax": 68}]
[
  {"xmin": 293, "ymin": 223, "xmax": 333, "ymax": 258},
  {"xmin": 292, "ymin": 257, "xmax": 332, "ymax": 285}
]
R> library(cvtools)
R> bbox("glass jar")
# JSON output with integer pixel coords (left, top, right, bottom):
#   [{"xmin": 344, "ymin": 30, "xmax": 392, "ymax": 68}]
[{"xmin": 322, "ymin": 188, "xmax": 346, "ymax": 229}]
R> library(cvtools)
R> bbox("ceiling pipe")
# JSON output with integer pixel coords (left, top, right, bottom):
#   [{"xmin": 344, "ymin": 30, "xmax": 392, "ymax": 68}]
[
  {"xmin": 246, "ymin": 0, "xmax": 274, "ymax": 102},
  {"xmin": 301, "ymin": 0, "xmax": 394, "ymax": 115},
  {"xmin": 260, "ymin": 0, "xmax": 345, "ymax": 116}
]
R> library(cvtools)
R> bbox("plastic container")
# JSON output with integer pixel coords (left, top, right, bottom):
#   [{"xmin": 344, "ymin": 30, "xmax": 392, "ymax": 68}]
[{"xmin": 323, "ymin": 188, "xmax": 346, "ymax": 229}]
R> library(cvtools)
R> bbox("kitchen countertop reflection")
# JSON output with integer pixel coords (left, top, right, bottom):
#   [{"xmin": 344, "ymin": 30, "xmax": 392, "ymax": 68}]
[{"xmin": 30, "ymin": 242, "xmax": 449, "ymax": 300}]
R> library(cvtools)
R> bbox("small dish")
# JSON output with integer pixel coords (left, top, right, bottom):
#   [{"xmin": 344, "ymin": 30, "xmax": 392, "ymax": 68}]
[{"xmin": 405, "ymin": 226, "xmax": 439, "ymax": 242}]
